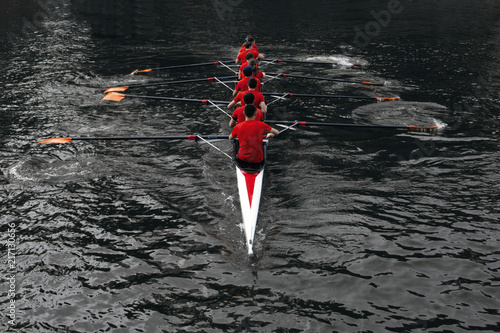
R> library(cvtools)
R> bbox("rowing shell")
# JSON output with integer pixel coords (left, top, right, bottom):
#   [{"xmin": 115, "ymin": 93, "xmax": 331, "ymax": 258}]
[{"xmin": 234, "ymin": 140, "xmax": 267, "ymax": 255}]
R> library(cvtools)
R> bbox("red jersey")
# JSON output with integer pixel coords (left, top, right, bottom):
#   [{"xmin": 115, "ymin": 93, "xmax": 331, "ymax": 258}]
[
  {"xmin": 231, "ymin": 120, "xmax": 272, "ymax": 163},
  {"xmin": 237, "ymin": 50, "xmax": 260, "ymax": 64},
  {"xmin": 240, "ymin": 43, "xmax": 258, "ymax": 52},
  {"xmin": 232, "ymin": 90, "xmax": 265, "ymax": 107},
  {"xmin": 252, "ymin": 71, "xmax": 264, "ymax": 80},
  {"xmin": 239, "ymin": 63, "xmax": 260, "ymax": 79},
  {"xmin": 238, "ymin": 62, "xmax": 249, "ymax": 74},
  {"xmin": 231, "ymin": 106, "xmax": 264, "ymax": 124},
  {"xmin": 235, "ymin": 76, "xmax": 261, "ymax": 93}
]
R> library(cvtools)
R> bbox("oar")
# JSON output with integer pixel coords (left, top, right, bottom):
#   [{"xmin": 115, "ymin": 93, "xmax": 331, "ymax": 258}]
[
  {"xmin": 102, "ymin": 92, "xmax": 230, "ymax": 105},
  {"xmin": 262, "ymin": 92, "xmax": 400, "ymax": 102},
  {"xmin": 38, "ymin": 134, "xmax": 229, "ymax": 144},
  {"xmin": 104, "ymin": 76, "xmax": 238, "ymax": 93},
  {"xmin": 131, "ymin": 60, "xmax": 235, "ymax": 75},
  {"xmin": 266, "ymin": 73, "xmax": 384, "ymax": 86},
  {"xmin": 262, "ymin": 58, "xmax": 362, "ymax": 66},
  {"xmin": 264, "ymin": 120, "xmax": 438, "ymax": 134}
]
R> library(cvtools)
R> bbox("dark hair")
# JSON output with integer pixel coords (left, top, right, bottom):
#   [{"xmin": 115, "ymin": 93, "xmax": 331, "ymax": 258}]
[
  {"xmin": 248, "ymin": 59, "xmax": 258, "ymax": 75},
  {"xmin": 248, "ymin": 78, "xmax": 257, "ymax": 89},
  {"xmin": 245, "ymin": 52, "xmax": 254, "ymax": 61},
  {"xmin": 244, "ymin": 41, "xmax": 253, "ymax": 49},
  {"xmin": 245, "ymin": 35, "xmax": 255, "ymax": 43},
  {"xmin": 244, "ymin": 104, "xmax": 257, "ymax": 118},
  {"xmin": 243, "ymin": 92, "xmax": 255, "ymax": 105}
]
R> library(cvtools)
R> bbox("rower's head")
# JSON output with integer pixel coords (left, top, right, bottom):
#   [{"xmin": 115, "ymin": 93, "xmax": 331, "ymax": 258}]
[
  {"xmin": 248, "ymin": 78, "xmax": 258, "ymax": 89},
  {"xmin": 244, "ymin": 104, "xmax": 257, "ymax": 119},
  {"xmin": 245, "ymin": 52, "xmax": 255, "ymax": 61},
  {"xmin": 242, "ymin": 66, "xmax": 253, "ymax": 77},
  {"xmin": 245, "ymin": 35, "xmax": 255, "ymax": 44},
  {"xmin": 243, "ymin": 92, "xmax": 255, "ymax": 105},
  {"xmin": 248, "ymin": 58, "xmax": 257, "ymax": 68},
  {"xmin": 244, "ymin": 41, "xmax": 253, "ymax": 50}
]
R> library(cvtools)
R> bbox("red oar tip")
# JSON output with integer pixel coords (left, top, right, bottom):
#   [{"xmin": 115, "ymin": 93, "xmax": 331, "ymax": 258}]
[{"xmin": 38, "ymin": 138, "xmax": 72, "ymax": 144}]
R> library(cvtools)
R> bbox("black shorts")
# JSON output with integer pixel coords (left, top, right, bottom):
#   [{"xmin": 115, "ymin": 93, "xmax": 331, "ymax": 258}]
[{"xmin": 235, "ymin": 156, "xmax": 264, "ymax": 171}]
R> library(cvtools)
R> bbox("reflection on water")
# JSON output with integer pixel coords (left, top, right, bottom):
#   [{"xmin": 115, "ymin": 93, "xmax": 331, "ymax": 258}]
[{"xmin": 1, "ymin": 0, "xmax": 500, "ymax": 332}]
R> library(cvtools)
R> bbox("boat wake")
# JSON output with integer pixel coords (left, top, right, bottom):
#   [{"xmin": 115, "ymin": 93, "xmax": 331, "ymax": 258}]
[
  {"xmin": 351, "ymin": 101, "xmax": 449, "ymax": 129},
  {"xmin": 305, "ymin": 55, "xmax": 366, "ymax": 67},
  {"xmin": 5, "ymin": 155, "xmax": 105, "ymax": 184}
]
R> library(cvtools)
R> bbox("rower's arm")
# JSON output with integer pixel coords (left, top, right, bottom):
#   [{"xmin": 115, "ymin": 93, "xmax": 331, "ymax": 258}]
[
  {"xmin": 266, "ymin": 128, "xmax": 279, "ymax": 138},
  {"xmin": 229, "ymin": 118, "xmax": 237, "ymax": 127},
  {"xmin": 227, "ymin": 100, "xmax": 237, "ymax": 109},
  {"xmin": 260, "ymin": 102, "xmax": 267, "ymax": 114}
]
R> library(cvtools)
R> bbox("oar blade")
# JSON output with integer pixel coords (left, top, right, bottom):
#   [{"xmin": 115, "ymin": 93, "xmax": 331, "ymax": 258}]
[
  {"xmin": 375, "ymin": 96, "xmax": 400, "ymax": 102},
  {"xmin": 103, "ymin": 92, "xmax": 126, "ymax": 102},
  {"xmin": 362, "ymin": 81, "xmax": 385, "ymax": 86},
  {"xmin": 408, "ymin": 125, "xmax": 439, "ymax": 134},
  {"xmin": 104, "ymin": 86, "xmax": 129, "ymax": 93},
  {"xmin": 131, "ymin": 69, "xmax": 152, "ymax": 75},
  {"xmin": 38, "ymin": 138, "xmax": 72, "ymax": 144}
]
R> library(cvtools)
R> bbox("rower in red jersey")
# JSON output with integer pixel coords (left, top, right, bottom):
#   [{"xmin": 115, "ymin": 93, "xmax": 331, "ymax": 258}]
[
  {"xmin": 229, "ymin": 93, "xmax": 265, "ymax": 127},
  {"xmin": 239, "ymin": 35, "xmax": 258, "ymax": 53},
  {"xmin": 238, "ymin": 52, "xmax": 256, "ymax": 79},
  {"xmin": 233, "ymin": 66, "xmax": 262, "ymax": 96},
  {"xmin": 227, "ymin": 78, "xmax": 267, "ymax": 113},
  {"xmin": 236, "ymin": 41, "xmax": 263, "ymax": 64},
  {"xmin": 248, "ymin": 58, "xmax": 266, "ymax": 80},
  {"xmin": 229, "ymin": 105, "xmax": 278, "ymax": 166}
]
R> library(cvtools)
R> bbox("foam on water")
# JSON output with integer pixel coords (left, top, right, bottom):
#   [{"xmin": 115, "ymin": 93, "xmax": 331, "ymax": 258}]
[{"xmin": 305, "ymin": 55, "xmax": 365, "ymax": 67}]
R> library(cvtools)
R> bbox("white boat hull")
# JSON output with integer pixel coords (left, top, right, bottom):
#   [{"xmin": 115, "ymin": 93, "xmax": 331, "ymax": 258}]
[{"xmin": 236, "ymin": 166, "xmax": 265, "ymax": 255}]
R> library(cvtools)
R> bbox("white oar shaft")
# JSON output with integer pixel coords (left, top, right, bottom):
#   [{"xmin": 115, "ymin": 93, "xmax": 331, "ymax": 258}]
[
  {"xmin": 267, "ymin": 92, "xmax": 290, "ymax": 106},
  {"xmin": 214, "ymin": 77, "xmax": 234, "ymax": 92},
  {"xmin": 218, "ymin": 61, "xmax": 238, "ymax": 74},
  {"xmin": 262, "ymin": 74, "xmax": 282, "ymax": 86},
  {"xmin": 259, "ymin": 59, "xmax": 278, "ymax": 68},
  {"xmin": 208, "ymin": 99, "xmax": 233, "ymax": 119},
  {"xmin": 196, "ymin": 135, "xmax": 232, "ymax": 160},
  {"xmin": 278, "ymin": 121, "xmax": 299, "ymax": 134}
]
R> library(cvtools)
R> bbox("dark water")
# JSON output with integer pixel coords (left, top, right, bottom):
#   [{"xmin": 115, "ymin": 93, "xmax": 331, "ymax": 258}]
[{"xmin": 1, "ymin": 0, "xmax": 499, "ymax": 332}]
